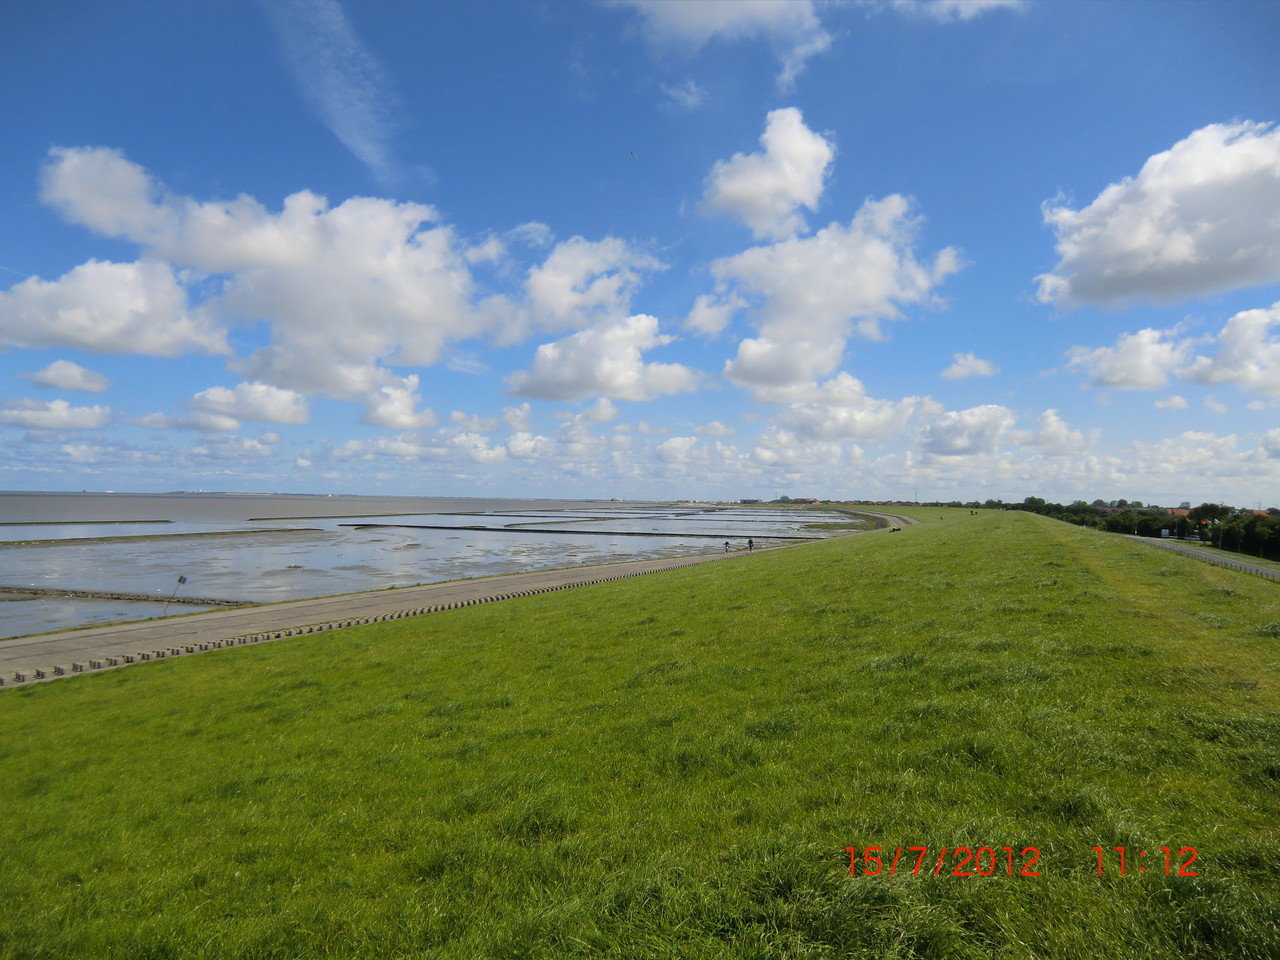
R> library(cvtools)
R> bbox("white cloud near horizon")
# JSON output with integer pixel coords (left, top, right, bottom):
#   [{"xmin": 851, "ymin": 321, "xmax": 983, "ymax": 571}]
[
  {"xmin": 1264, "ymin": 428, "xmax": 1280, "ymax": 459},
  {"xmin": 0, "ymin": 398, "xmax": 111, "ymax": 430},
  {"xmin": 262, "ymin": 0, "xmax": 401, "ymax": 181},
  {"xmin": 701, "ymin": 107, "xmax": 834, "ymax": 240},
  {"xmin": 919, "ymin": 403, "xmax": 1016, "ymax": 456},
  {"xmin": 191, "ymin": 433, "xmax": 280, "ymax": 461},
  {"xmin": 775, "ymin": 372, "xmax": 933, "ymax": 440},
  {"xmin": 1037, "ymin": 121, "xmax": 1280, "ymax": 306},
  {"xmin": 1010, "ymin": 409, "xmax": 1094, "ymax": 457}
]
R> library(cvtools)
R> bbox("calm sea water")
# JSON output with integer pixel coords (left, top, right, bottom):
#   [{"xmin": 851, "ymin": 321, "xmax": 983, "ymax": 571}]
[{"xmin": 0, "ymin": 493, "xmax": 860, "ymax": 638}]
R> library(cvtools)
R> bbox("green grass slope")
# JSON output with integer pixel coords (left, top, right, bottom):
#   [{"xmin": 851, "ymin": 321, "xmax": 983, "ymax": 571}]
[{"xmin": 2, "ymin": 511, "xmax": 1278, "ymax": 959}]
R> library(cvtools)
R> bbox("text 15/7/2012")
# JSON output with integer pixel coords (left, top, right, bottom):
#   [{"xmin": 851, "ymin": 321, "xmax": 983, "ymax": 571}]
[{"xmin": 845, "ymin": 846, "xmax": 1199, "ymax": 877}]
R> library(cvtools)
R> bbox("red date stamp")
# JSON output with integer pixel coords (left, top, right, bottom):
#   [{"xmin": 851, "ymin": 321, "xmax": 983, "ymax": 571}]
[
  {"xmin": 845, "ymin": 845, "xmax": 1200, "ymax": 877},
  {"xmin": 845, "ymin": 846, "xmax": 1041, "ymax": 877}
]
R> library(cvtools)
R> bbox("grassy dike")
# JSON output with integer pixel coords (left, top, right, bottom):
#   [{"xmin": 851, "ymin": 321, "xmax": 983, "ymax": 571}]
[{"xmin": 1, "ymin": 511, "xmax": 1278, "ymax": 959}]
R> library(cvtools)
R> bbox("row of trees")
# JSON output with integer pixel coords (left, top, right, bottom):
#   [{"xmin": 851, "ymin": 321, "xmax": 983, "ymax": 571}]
[{"xmin": 1007, "ymin": 498, "xmax": 1280, "ymax": 562}]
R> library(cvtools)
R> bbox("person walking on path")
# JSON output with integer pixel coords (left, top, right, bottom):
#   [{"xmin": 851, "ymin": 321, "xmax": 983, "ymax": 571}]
[
  {"xmin": 724, "ymin": 540, "xmax": 730, "ymax": 553},
  {"xmin": 748, "ymin": 538, "xmax": 754, "ymax": 552}
]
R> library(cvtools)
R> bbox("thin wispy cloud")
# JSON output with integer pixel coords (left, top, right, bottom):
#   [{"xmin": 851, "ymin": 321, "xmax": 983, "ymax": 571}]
[{"xmin": 263, "ymin": 0, "xmax": 400, "ymax": 182}]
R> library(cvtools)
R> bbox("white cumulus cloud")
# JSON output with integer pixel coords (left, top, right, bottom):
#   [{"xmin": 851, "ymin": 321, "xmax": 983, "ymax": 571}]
[
  {"xmin": 40, "ymin": 145, "xmax": 168, "ymax": 240},
  {"xmin": 506, "ymin": 431, "xmax": 556, "ymax": 459},
  {"xmin": 1065, "ymin": 327, "xmax": 1192, "ymax": 390},
  {"xmin": 0, "ymin": 398, "xmax": 111, "ymax": 430},
  {"xmin": 713, "ymin": 194, "xmax": 962, "ymax": 396},
  {"xmin": 1037, "ymin": 121, "xmax": 1280, "ymax": 305},
  {"xmin": 523, "ymin": 236, "xmax": 663, "ymax": 334},
  {"xmin": 37, "ymin": 147, "xmax": 494, "ymax": 405},
  {"xmin": 1182, "ymin": 301, "xmax": 1280, "ymax": 396},
  {"xmin": 188, "ymin": 382, "xmax": 309, "ymax": 432},
  {"xmin": 507, "ymin": 314, "xmax": 701, "ymax": 402},
  {"xmin": 696, "ymin": 421, "xmax": 734, "ymax": 436},
  {"xmin": 449, "ymin": 410, "xmax": 499, "ymax": 433},
  {"xmin": 191, "ymin": 434, "xmax": 280, "ymax": 461},
  {"xmin": 0, "ymin": 258, "xmax": 226, "ymax": 357},
  {"xmin": 1263, "ymin": 428, "xmax": 1280, "ymax": 459},
  {"xmin": 702, "ymin": 107, "xmax": 834, "ymax": 240},
  {"xmin": 684, "ymin": 292, "xmax": 745, "ymax": 337},
  {"xmin": 451, "ymin": 432, "xmax": 508, "ymax": 465},
  {"xmin": 1010, "ymin": 409, "xmax": 1093, "ymax": 456},
  {"xmin": 502, "ymin": 402, "xmax": 533, "ymax": 432},
  {"xmin": 919, "ymin": 404, "xmax": 1015, "ymax": 456},
  {"xmin": 941, "ymin": 351, "xmax": 998, "ymax": 379},
  {"xmin": 362, "ymin": 376, "xmax": 437, "ymax": 429},
  {"xmin": 723, "ymin": 337, "xmax": 848, "ymax": 401},
  {"xmin": 775, "ymin": 372, "xmax": 931, "ymax": 440},
  {"xmin": 23, "ymin": 360, "xmax": 111, "ymax": 393}
]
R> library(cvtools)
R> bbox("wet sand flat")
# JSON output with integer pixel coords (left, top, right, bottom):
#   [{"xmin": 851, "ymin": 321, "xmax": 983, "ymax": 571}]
[
  {"xmin": 1, "ymin": 496, "xmax": 856, "ymax": 638},
  {"xmin": 1, "ymin": 494, "xmax": 890, "ymax": 646}
]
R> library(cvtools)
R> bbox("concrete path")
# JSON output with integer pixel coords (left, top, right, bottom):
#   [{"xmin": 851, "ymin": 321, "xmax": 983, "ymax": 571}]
[{"xmin": 0, "ymin": 547, "xmax": 767, "ymax": 690}]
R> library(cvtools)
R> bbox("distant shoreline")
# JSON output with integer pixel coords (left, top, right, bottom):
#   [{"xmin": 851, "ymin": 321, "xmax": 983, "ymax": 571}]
[{"xmin": 0, "ymin": 491, "xmax": 691, "ymax": 525}]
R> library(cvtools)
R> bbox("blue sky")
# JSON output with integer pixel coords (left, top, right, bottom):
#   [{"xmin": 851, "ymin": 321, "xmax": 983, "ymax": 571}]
[{"xmin": 2, "ymin": 0, "xmax": 1279, "ymax": 505}]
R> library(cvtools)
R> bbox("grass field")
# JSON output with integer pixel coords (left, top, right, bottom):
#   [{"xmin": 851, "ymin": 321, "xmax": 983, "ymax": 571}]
[{"xmin": 2, "ymin": 511, "xmax": 1278, "ymax": 958}]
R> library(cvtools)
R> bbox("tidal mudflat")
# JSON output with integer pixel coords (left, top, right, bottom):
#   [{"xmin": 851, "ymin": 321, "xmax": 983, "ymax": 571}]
[{"xmin": 0, "ymin": 493, "xmax": 860, "ymax": 638}]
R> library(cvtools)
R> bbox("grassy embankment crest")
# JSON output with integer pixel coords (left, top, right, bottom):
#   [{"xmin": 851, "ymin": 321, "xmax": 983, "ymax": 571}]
[{"xmin": 1, "ymin": 511, "xmax": 1278, "ymax": 958}]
